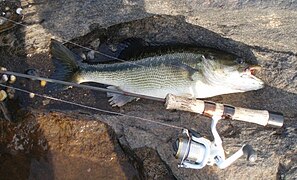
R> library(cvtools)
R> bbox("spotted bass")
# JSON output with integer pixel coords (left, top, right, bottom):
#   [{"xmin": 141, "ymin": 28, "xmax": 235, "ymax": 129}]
[{"xmin": 49, "ymin": 40, "xmax": 264, "ymax": 107}]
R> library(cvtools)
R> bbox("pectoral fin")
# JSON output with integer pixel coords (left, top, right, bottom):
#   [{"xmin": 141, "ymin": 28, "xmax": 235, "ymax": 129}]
[
  {"xmin": 106, "ymin": 86, "xmax": 137, "ymax": 107},
  {"xmin": 171, "ymin": 62, "xmax": 199, "ymax": 81}
]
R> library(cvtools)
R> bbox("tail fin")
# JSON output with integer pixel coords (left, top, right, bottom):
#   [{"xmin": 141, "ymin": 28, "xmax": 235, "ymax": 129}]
[{"xmin": 46, "ymin": 39, "xmax": 81, "ymax": 93}]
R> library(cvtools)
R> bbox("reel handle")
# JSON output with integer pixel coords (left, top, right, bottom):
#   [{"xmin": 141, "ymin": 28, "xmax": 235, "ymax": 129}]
[{"xmin": 165, "ymin": 94, "xmax": 283, "ymax": 128}]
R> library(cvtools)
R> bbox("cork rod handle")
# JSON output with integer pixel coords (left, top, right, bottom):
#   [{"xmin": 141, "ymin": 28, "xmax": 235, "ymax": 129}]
[{"xmin": 165, "ymin": 94, "xmax": 283, "ymax": 128}]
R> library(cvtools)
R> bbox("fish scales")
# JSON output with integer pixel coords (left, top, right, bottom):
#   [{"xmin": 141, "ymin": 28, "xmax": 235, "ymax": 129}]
[
  {"xmin": 49, "ymin": 39, "xmax": 264, "ymax": 107},
  {"xmin": 79, "ymin": 53, "xmax": 200, "ymax": 97}
]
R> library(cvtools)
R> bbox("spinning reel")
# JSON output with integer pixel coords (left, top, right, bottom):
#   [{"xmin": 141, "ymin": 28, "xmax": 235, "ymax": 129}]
[
  {"xmin": 165, "ymin": 94, "xmax": 284, "ymax": 169},
  {"xmin": 173, "ymin": 116, "xmax": 256, "ymax": 169}
]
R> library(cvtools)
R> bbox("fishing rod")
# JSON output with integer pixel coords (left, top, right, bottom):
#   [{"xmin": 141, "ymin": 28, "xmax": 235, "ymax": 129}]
[
  {"xmin": 0, "ymin": 69, "xmax": 284, "ymax": 128},
  {"xmin": 0, "ymin": 14, "xmax": 285, "ymax": 169},
  {"xmin": 0, "ymin": 83, "xmax": 183, "ymax": 130},
  {"xmin": 0, "ymin": 9, "xmax": 285, "ymax": 128},
  {"xmin": 0, "ymin": 69, "xmax": 284, "ymax": 169},
  {"xmin": 0, "ymin": 15, "xmax": 285, "ymax": 128}
]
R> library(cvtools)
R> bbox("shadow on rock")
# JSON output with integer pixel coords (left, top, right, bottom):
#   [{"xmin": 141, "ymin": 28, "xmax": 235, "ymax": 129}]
[
  {"xmin": 69, "ymin": 15, "xmax": 258, "ymax": 64},
  {"xmin": 0, "ymin": 111, "xmax": 49, "ymax": 180}
]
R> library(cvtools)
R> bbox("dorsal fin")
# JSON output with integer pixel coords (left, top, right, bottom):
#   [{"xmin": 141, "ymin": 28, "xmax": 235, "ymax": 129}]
[
  {"xmin": 87, "ymin": 38, "xmax": 148, "ymax": 64},
  {"xmin": 117, "ymin": 38, "xmax": 149, "ymax": 60},
  {"xmin": 117, "ymin": 38, "xmax": 198, "ymax": 60},
  {"xmin": 89, "ymin": 38, "xmax": 199, "ymax": 64}
]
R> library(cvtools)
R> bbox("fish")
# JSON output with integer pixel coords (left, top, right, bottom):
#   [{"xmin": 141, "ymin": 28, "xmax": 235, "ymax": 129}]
[{"xmin": 49, "ymin": 39, "xmax": 264, "ymax": 107}]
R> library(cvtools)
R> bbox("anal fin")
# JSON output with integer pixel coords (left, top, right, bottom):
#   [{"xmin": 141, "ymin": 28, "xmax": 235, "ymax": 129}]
[{"xmin": 107, "ymin": 86, "xmax": 137, "ymax": 107}]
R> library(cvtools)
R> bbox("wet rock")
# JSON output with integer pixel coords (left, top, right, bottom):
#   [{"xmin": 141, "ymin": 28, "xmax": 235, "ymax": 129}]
[{"xmin": 0, "ymin": 111, "xmax": 141, "ymax": 179}]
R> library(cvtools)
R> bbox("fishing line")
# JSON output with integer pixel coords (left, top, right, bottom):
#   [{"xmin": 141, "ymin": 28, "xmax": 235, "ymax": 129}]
[
  {"xmin": 0, "ymin": 70, "xmax": 165, "ymax": 102},
  {"xmin": 0, "ymin": 83, "xmax": 183, "ymax": 130},
  {"xmin": 1, "ymin": 70, "xmax": 284, "ymax": 108},
  {"xmin": 0, "ymin": 13, "xmax": 186, "ymax": 130},
  {"xmin": 0, "ymin": 16, "xmax": 146, "ymax": 67}
]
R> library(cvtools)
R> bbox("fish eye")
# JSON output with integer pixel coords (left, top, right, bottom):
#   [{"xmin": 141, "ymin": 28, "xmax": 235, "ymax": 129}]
[{"xmin": 236, "ymin": 58, "xmax": 244, "ymax": 64}]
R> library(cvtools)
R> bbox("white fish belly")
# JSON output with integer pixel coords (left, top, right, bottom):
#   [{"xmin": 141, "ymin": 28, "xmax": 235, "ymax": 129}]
[{"xmin": 121, "ymin": 84, "xmax": 196, "ymax": 99}]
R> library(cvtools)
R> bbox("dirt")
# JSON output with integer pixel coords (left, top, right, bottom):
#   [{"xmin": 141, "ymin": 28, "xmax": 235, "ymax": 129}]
[{"xmin": 0, "ymin": 0, "xmax": 297, "ymax": 179}]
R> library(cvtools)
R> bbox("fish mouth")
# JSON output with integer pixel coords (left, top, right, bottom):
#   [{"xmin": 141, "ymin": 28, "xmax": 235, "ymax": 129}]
[
  {"xmin": 245, "ymin": 65, "xmax": 261, "ymax": 76},
  {"xmin": 240, "ymin": 65, "xmax": 264, "ymax": 89},
  {"xmin": 244, "ymin": 65, "xmax": 261, "ymax": 76}
]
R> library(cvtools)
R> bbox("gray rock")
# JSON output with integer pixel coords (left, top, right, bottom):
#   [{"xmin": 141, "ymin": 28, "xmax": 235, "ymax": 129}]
[{"xmin": 2, "ymin": 0, "xmax": 297, "ymax": 179}]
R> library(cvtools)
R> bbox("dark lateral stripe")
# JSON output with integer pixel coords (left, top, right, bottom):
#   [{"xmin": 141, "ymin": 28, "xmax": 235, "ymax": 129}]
[
  {"xmin": 203, "ymin": 102, "xmax": 216, "ymax": 117},
  {"xmin": 223, "ymin": 105, "xmax": 235, "ymax": 119}
]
